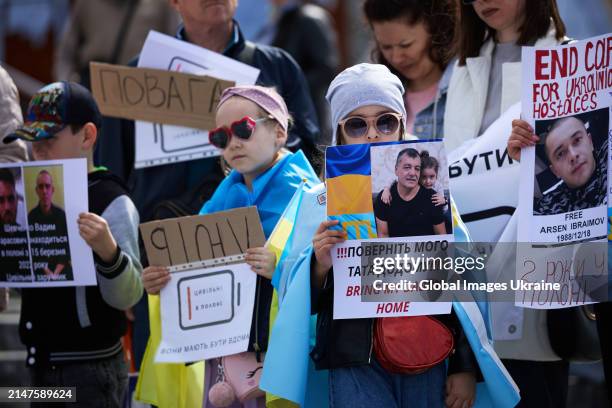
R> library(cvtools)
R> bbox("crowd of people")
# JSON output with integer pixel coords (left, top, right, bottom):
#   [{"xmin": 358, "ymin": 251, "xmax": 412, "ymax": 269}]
[{"xmin": 0, "ymin": 0, "xmax": 610, "ymax": 407}]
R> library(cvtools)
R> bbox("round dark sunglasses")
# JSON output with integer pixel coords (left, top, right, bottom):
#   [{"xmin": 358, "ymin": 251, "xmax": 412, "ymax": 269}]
[{"xmin": 209, "ymin": 116, "xmax": 273, "ymax": 149}]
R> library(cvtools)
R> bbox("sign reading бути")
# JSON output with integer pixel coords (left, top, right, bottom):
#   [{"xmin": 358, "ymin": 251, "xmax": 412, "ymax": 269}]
[
  {"xmin": 140, "ymin": 207, "xmax": 265, "ymax": 362},
  {"xmin": 516, "ymin": 33, "xmax": 611, "ymax": 308}
]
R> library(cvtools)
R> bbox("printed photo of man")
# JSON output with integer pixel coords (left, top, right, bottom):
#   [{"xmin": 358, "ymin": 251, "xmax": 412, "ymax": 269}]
[
  {"xmin": 28, "ymin": 169, "xmax": 72, "ymax": 280},
  {"xmin": 0, "ymin": 168, "xmax": 30, "ymax": 280},
  {"xmin": 534, "ymin": 111, "xmax": 608, "ymax": 216},
  {"xmin": 0, "ymin": 168, "xmax": 18, "ymax": 226},
  {"xmin": 374, "ymin": 148, "xmax": 446, "ymax": 238}
]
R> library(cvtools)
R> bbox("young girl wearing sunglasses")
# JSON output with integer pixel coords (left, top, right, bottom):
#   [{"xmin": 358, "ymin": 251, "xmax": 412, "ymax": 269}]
[
  {"xmin": 273, "ymin": 63, "xmax": 478, "ymax": 408},
  {"xmin": 141, "ymin": 85, "xmax": 319, "ymax": 408}
]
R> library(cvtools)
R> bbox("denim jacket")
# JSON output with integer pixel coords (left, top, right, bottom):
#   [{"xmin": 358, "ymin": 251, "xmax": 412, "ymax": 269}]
[{"xmin": 410, "ymin": 62, "xmax": 454, "ymax": 141}]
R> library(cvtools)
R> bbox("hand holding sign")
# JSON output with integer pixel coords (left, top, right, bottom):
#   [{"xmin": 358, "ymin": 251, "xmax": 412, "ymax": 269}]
[
  {"xmin": 142, "ymin": 265, "xmax": 171, "ymax": 295},
  {"xmin": 507, "ymin": 119, "xmax": 539, "ymax": 161},
  {"xmin": 77, "ymin": 212, "xmax": 118, "ymax": 263},
  {"xmin": 312, "ymin": 219, "xmax": 346, "ymax": 288},
  {"xmin": 139, "ymin": 207, "xmax": 266, "ymax": 362},
  {"xmin": 245, "ymin": 247, "xmax": 276, "ymax": 279}
]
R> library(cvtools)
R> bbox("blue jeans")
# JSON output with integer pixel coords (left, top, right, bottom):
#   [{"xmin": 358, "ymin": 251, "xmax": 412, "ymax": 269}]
[
  {"xmin": 30, "ymin": 352, "xmax": 127, "ymax": 408},
  {"xmin": 329, "ymin": 358, "xmax": 446, "ymax": 408}
]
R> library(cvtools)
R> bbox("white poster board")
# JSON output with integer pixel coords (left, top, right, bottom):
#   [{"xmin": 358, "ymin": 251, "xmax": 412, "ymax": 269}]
[
  {"xmin": 448, "ymin": 103, "xmax": 521, "ymax": 243},
  {"xmin": 0, "ymin": 159, "xmax": 96, "ymax": 287},
  {"xmin": 331, "ymin": 240, "xmax": 453, "ymax": 319},
  {"xmin": 135, "ymin": 31, "xmax": 260, "ymax": 168},
  {"xmin": 326, "ymin": 140, "xmax": 454, "ymax": 318},
  {"xmin": 516, "ymin": 33, "xmax": 611, "ymax": 308},
  {"xmin": 156, "ymin": 262, "xmax": 256, "ymax": 363}
]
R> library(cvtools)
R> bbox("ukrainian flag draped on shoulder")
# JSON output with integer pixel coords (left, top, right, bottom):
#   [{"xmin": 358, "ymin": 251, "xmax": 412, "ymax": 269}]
[
  {"xmin": 450, "ymin": 199, "xmax": 520, "ymax": 408},
  {"xmin": 261, "ymin": 182, "xmax": 328, "ymax": 408},
  {"xmin": 135, "ymin": 151, "xmax": 318, "ymax": 408},
  {"xmin": 261, "ymin": 194, "xmax": 520, "ymax": 408},
  {"xmin": 200, "ymin": 150, "xmax": 319, "ymax": 236},
  {"xmin": 135, "ymin": 295, "xmax": 205, "ymax": 408}
]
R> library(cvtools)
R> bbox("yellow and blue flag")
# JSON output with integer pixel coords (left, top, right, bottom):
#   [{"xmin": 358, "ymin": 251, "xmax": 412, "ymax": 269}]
[
  {"xmin": 326, "ymin": 143, "xmax": 377, "ymax": 239},
  {"xmin": 134, "ymin": 295, "xmax": 205, "ymax": 408},
  {"xmin": 451, "ymin": 198, "xmax": 520, "ymax": 407},
  {"xmin": 262, "ymin": 188, "xmax": 520, "ymax": 408},
  {"xmin": 261, "ymin": 183, "xmax": 329, "ymax": 408},
  {"xmin": 136, "ymin": 151, "xmax": 320, "ymax": 408}
]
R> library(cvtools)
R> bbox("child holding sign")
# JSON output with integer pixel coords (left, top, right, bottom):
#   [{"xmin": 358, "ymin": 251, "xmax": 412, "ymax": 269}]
[
  {"xmin": 308, "ymin": 64, "xmax": 478, "ymax": 408},
  {"xmin": 4, "ymin": 81, "xmax": 143, "ymax": 406},
  {"xmin": 142, "ymin": 85, "xmax": 320, "ymax": 407}
]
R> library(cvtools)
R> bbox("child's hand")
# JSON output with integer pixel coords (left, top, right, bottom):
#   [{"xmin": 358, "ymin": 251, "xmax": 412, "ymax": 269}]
[
  {"xmin": 246, "ymin": 247, "xmax": 276, "ymax": 279},
  {"xmin": 142, "ymin": 266, "xmax": 171, "ymax": 295},
  {"xmin": 312, "ymin": 220, "xmax": 346, "ymax": 287},
  {"xmin": 432, "ymin": 192, "xmax": 446, "ymax": 207},
  {"xmin": 78, "ymin": 213, "xmax": 118, "ymax": 263},
  {"xmin": 381, "ymin": 187, "xmax": 392, "ymax": 205},
  {"xmin": 125, "ymin": 308, "xmax": 135, "ymax": 322},
  {"xmin": 508, "ymin": 119, "xmax": 539, "ymax": 162},
  {"xmin": 445, "ymin": 372, "xmax": 476, "ymax": 408}
]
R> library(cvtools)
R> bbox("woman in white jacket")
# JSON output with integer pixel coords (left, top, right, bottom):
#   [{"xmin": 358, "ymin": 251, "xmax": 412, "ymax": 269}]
[
  {"xmin": 444, "ymin": 0, "xmax": 567, "ymax": 153},
  {"xmin": 444, "ymin": 1, "xmax": 569, "ymax": 408}
]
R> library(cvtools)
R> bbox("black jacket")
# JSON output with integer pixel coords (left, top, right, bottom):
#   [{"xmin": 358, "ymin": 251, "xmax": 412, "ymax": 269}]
[
  {"xmin": 311, "ymin": 267, "xmax": 481, "ymax": 376},
  {"xmin": 272, "ymin": 5, "xmax": 338, "ymax": 145},
  {"xmin": 95, "ymin": 21, "xmax": 320, "ymax": 223},
  {"xmin": 20, "ymin": 171, "xmax": 142, "ymax": 367}
]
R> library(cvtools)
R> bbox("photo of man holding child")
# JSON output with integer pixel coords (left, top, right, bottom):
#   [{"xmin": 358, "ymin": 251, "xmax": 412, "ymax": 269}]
[{"xmin": 371, "ymin": 142, "xmax": 452, "ymax": 238}]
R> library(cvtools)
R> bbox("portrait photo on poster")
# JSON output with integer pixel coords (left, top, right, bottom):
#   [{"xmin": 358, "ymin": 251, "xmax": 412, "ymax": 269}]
[
  {"xmin": 23, "ymin": 165, "xmax": 73, "ymax": 282},
  {"xmin": 326, "ymin": 140, "xmax": 455, "ymax": 319},
  {"xmin": 533, "ymin": 107, "xmax": 609, "ymax": 216},
  {"xmin": 0, "ymin": 166, "xmax": 32, "ymax": 282},
  {"xmin": 370, "ymin": 141, "xmax": 453, "ymax": 239}
]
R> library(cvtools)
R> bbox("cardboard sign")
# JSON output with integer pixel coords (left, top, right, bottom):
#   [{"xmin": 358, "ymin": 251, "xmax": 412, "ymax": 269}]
[
  {"xmin": 141, "ymin": 207, "xmax": 265, "ymax": 362},
  {"xmin": 90, "ymin": 62, "xmax": 235, "ymax": 131},
  {"xmin": 140, "ymin": 206, "xmax": 266, "ymax": 266},
  {"xmin": 156, "ymin": 262, "xmax": 257, "ymax": 362}
]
